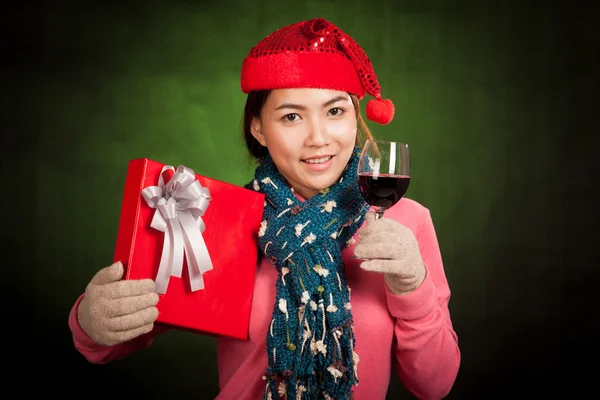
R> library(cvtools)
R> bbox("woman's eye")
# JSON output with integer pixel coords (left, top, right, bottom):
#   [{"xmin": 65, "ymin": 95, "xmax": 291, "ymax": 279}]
[
  {"xmin": 283, "ymin": 113, "xmax": 299, "ymax": 122},
  {"xmin": 329, "ymin": 108, "xmax": 344, "ymax": 116}
]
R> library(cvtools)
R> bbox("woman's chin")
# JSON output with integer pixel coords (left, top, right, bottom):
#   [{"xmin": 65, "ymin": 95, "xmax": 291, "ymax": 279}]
[{"xmin": 306, "ymin": 175, "xmax": 343, "ymax": 192}]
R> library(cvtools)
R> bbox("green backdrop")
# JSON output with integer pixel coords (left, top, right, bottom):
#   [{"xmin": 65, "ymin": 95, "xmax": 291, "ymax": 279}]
[{"xmin": 8, "ymin": 0, "xmax": 596, "ymax": 398}]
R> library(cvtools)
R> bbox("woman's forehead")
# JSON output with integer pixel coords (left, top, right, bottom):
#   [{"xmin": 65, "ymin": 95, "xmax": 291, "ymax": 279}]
[{"xmin": 267, "ymin": 88, "xmax": 351, "ymax": 105}]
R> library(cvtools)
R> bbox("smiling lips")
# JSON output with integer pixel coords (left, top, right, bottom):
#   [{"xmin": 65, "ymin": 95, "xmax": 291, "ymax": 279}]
[
  {"xmin": 301, "ymin": 155, "xmax": 334, "ymax": 171},
  {"xmin": 303, "ymin": 155, "xmax": 333, "ymax": 164}
]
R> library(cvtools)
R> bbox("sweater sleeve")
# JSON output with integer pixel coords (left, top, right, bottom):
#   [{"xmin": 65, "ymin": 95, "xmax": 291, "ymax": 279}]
[
  {"xmin": 384, "ymin": 209, "xmax": 461, "ymax": 400},
  {"xmin": 68, "ymin": 294, "xmax": 170, "ymax": 364}
]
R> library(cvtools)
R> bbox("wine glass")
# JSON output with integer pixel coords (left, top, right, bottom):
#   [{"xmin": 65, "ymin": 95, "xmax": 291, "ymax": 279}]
[{"xmin": 357, "ymin": 140, "xmax": 411, "ymax": 219}]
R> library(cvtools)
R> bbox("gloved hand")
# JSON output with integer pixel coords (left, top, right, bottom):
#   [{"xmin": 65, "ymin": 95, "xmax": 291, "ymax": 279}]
[
  {"xmin": 354, "ymin": 211, "xmax": 426, "ymax": 295},
  {"xmin": 77, "ymin": 261, "xmax": 159, "ymax": 346}
]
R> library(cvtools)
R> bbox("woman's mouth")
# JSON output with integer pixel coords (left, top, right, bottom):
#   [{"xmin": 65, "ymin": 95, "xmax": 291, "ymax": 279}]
[
  {"xmin": 302, "ymin": 156, "xmax": 333, "ymax": 164},
  {"xmin": 301, "ymin": 155, "xmax": 334, "ymax": 171}
]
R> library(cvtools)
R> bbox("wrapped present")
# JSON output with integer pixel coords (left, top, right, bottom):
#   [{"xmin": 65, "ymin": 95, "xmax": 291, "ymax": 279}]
[{"xmin": 113, "ymin": 158, "xmax": 265, "ymax": 340}]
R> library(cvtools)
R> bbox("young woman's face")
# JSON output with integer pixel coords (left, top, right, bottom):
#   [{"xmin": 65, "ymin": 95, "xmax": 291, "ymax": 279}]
[{"xmin": 251, "ymin": 88, "xmax": 357, "ymax": 200}]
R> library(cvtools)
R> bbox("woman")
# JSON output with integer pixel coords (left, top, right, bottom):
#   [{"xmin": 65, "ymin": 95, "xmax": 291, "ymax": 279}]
[{"xmin": 69, "ymin": 18, "xmax": 460, "ymax": 400}]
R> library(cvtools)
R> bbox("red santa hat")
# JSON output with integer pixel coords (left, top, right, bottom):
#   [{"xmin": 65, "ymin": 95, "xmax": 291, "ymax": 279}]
[{"xmin": 240, "ymin": 18, "xmax": 395, "ymax": 125}]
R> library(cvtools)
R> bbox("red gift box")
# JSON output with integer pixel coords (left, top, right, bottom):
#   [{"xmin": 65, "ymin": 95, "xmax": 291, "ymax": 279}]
[{"xmin": 113, "ymin": 158, "xmax": 265, "ymax": 340}]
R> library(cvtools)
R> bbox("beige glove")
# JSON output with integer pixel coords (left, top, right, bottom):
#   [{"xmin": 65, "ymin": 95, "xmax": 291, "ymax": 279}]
[
  {"xmin": 354, "ymin": 211, "xmax": 426, "ymax": 295},
  {"xmin": 77, "ymin": 261, "xmax": 159, "ymax": 346}
]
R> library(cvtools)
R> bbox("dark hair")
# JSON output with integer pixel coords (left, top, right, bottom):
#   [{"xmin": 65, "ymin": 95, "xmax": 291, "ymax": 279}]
[{"xmin": 241, "ymin": 90, "xmax": 375, "ymax": 162}]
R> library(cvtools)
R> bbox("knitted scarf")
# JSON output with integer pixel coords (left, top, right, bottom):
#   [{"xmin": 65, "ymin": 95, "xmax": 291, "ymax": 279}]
[{"xmin": 246, "ymin": 147, "xmax": 369, "ymax": 400}]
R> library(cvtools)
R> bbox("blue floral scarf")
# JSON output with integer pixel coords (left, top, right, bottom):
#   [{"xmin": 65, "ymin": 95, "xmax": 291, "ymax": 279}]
[{"xmin": 247, "ymin": 146, "xmax": 369, "ymax": 400}]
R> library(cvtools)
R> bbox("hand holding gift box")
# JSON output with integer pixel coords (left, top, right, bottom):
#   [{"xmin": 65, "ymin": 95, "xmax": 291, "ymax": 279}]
[{"xmin": 113, "ymin": 158, "xmax": 265, "ymax": 340}]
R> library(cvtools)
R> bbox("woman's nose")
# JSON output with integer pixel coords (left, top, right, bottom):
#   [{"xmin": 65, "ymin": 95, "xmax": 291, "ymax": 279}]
[{"xmin": 305, "ymin": 119, "xmax": 329, "ymax": 147}]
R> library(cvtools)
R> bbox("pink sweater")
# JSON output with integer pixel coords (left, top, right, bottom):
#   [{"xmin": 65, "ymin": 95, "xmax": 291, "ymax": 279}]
[{"xmin": 68, "ymin": 198, "xmax": 460, "ymax": 399}]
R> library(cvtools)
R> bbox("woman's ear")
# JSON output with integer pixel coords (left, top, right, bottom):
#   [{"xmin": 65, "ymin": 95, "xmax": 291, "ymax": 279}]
[{"xmin": 250, "ymin": 117, "xmax": 267, "ymax": 147}]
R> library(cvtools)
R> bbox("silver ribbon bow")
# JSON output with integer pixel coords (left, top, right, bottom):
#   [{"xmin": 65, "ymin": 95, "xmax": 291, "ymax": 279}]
[{"xmin": 141, "ymin": 165, "xmax": 213, "ymax": 294}]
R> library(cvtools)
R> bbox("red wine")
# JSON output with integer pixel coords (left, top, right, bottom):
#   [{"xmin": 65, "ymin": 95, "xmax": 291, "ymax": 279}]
[{"xmin": 358, "ymin": 173, "xmax": 410, "ymax": 209}]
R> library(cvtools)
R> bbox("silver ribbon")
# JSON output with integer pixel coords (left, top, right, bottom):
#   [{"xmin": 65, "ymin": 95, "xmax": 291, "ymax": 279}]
[{"xmin": 141, "ymin": 165, "xmax": 213, "ymax": 294}]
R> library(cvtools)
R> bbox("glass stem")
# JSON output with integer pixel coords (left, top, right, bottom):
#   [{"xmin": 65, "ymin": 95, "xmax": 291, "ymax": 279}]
[{"xmin": 375, "ymin": 210, "xmax": 385, "ymax": 220}]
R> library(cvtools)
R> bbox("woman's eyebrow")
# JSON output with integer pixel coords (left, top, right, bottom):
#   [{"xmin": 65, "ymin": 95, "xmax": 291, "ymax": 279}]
[{"xmin": 275, "ymin": 96, "xmax": 348, "ymax": 111}]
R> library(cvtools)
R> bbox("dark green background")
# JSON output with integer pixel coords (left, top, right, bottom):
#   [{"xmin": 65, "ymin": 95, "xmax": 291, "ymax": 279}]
[{"xmin": 6, "ymin": 0, "xmax": 597, "ymax": 398}]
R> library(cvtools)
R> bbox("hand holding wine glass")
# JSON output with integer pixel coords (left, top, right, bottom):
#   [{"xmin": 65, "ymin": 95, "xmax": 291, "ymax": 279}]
[
  {"xmin": 357, "ymin": 140, "xmax": 411, "ymax": 219},
  {"xmin": 353, "ymin": 140, "xmax": 425, "ymax": 295}
]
